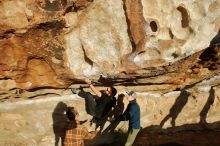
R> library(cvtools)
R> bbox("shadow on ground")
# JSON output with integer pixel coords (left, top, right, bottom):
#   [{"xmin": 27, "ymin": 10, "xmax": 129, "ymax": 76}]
[{"xmin": 133, "ymin": 121, "xmax": 220, "ymax": 146}]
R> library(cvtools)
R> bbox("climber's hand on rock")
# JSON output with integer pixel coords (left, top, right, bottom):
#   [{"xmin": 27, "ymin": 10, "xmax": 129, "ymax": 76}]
[
  {"xmin": 108, "ymin": 115, "xmax": 115, "ymax": 122},
  {"xmin": 84, "ymin": 78, "xmax": 92, "ymax": 85},
  {"xmin": 96, "ymin": 126, "xmax": 101, "ymax": 133}
]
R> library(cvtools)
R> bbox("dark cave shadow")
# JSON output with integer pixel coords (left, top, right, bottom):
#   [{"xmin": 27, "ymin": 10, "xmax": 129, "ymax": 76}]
[
  {"xmin": 199, "ymin": 86, "xmax": 216, "ymax": 126},
  {"xmin": 52, "ymin": 101, "xmax": 67, "ymax": 146},
  {"xmin": 157, "ymin": 143, "xmax": 187, "ymax": 146},
  {"xmin": 135, "ymin": 121, "xmax": 220, "ymax": 146},
  {"xmin": 198, "ymin": 42, "xmax": 220, "ymax": 71},
  {"xmin": 160, "ymin": 90, "xmax": 190, "ymax": 128},
  {"xmin": 102, "ymin": 93, "xmax": 125, "ymax": 134},
  {"xmin": 193, "ymin": 29, "xmax": 220, "ymax": 71},
  {"xmin": 210, "ymin": 29, "xmax": 220, "ymax": 47}
]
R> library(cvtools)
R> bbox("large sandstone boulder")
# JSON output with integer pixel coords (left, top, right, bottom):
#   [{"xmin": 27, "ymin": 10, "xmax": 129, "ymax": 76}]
[{"xmin": 0, "ymin": 0, "xmax": 220, "ymax": 145}]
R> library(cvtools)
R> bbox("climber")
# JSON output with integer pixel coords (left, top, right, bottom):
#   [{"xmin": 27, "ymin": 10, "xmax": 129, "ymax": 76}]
[
  {"xmin": 63, "ymin": 106, "xmax": 100, "ymax": 146},
  {"xmin": 111, "ymin": 91, "xmax": 140, "ymax": 146},
  {"xmin": 71, "ymin": 78, "xmax": 117, "ymax": 129}
]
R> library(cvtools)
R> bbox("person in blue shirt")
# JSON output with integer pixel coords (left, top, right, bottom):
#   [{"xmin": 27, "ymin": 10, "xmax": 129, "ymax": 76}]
[{"xmin": 116, "ymin": 91, "xmax": 141, "ymax": 146}]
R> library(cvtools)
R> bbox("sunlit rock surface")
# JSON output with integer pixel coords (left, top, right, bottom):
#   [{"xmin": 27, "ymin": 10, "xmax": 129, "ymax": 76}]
[{"xmin": 0, "ymin": 0, "xmax": 220, "ymax": 145}]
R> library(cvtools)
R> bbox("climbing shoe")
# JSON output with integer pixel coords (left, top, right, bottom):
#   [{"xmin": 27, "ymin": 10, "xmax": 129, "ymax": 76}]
[{"xmin": 71, "ymin": 88, "xmax": 79, "ymax": 94}]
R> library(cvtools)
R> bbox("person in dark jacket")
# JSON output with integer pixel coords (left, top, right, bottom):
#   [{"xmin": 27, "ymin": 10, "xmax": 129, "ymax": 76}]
[
  {"xmin": 116, "ymin": 91, "xmax": 140, "ymax": 146},
  {"xmin": 71, "ymin": 78, "xmax": 117, "ymax": 129}
]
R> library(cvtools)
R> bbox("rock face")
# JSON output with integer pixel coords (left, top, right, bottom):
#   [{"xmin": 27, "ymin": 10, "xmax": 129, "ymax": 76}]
[{"xmin": 0, "ymin": 0, "xmax": 220, "ymax": 145}]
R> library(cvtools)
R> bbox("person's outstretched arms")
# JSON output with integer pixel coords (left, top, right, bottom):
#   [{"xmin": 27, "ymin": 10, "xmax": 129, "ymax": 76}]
[
  {"xmin": 85, "ymin": 78, "xmax": 102, "ymax": 98},
  {"xmin": 117, "ymin": 108, "xmax": 130, "ymax": 121}
]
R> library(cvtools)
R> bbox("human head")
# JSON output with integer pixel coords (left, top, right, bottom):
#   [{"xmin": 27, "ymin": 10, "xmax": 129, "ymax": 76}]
[
  {"xmin": 66, "ymin": 106, "xmax": 79, "ymax": 121},
  {"xmin": 125, "ymin": 91, "xmax": 136, "ymax": 101},
  {"xmin": 105, "ymin": 86, "xmax": 117, "ymax": 96}
]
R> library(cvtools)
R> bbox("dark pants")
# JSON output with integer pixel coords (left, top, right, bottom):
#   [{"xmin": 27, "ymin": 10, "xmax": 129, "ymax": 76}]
[
  {"xmin": 78, "ymin": 90, "xmax": 97, "ymax": 116},
  {"xmin": 77, "ymin": 91, "xmax": 104, "ymax": 127}
]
